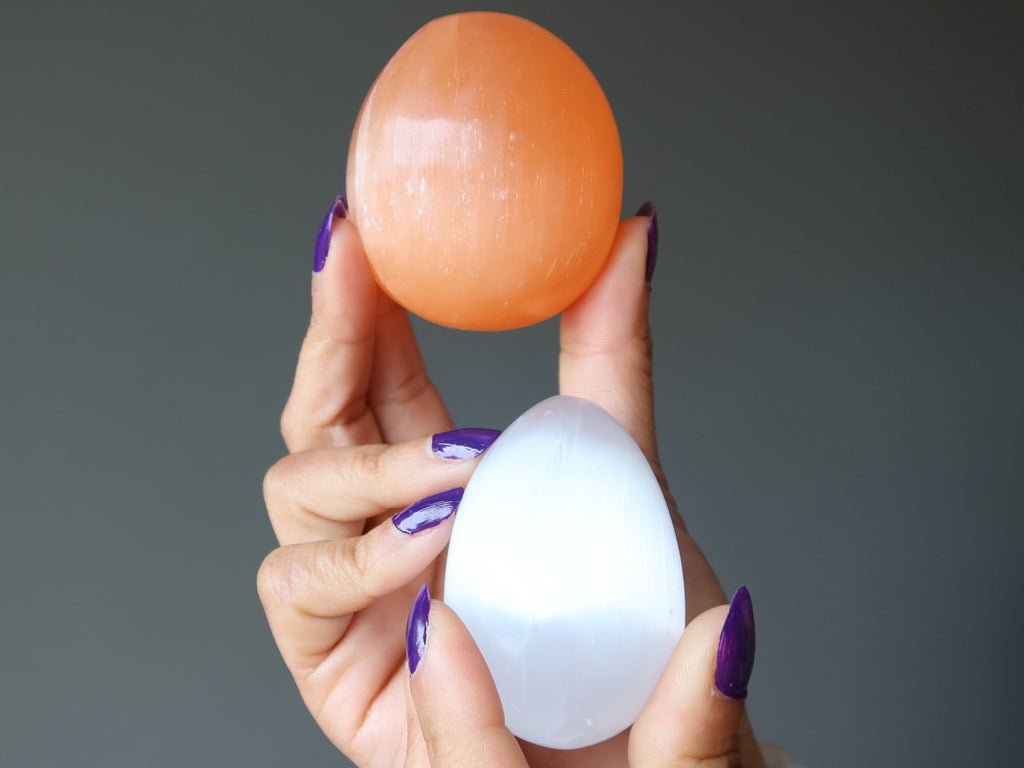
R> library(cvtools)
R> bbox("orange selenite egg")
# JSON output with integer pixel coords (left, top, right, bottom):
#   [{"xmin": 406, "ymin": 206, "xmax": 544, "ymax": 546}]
[{"xmin": 346, "ymin": 12, "xmax": 623, "ymax": 331}]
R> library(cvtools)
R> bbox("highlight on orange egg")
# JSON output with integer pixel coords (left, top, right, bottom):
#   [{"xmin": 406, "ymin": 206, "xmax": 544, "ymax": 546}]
[{"xmin": 346, "ymin": 12, "xmax": 623, "ymax": 331}]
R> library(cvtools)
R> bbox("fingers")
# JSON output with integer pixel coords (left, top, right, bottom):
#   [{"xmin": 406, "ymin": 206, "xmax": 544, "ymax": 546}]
[
  {"xmin": 405, "ymin": 587, "xmax": 528, "ymax": 768},
  {"xmin": 630, "ymin": 587, "xmax": 764, "ymax": 768},
  {"xmin": 282, "ymin": 199, "xmax": 453, "ymax": 453},
  {"xmin": 369, "ymin": 293, "xmax": 453, "ymax": 444},
  {"xmin": 282, "ymin": 206, "xmax": 382, "ymax": 452},
  {"xmin": 559, "ymin": 210, "xmax": 659, "ymax": 465},
  {"xmin": 560, "ymin": 209, "xmax": 730, "ymax": 621},
  {"xmin": 264, "ymin": 433, "xmax": 487, "ymax": 545},
  {"xmin": 257, "ymin": 496, "xmax": 459, "ymax": 671}
]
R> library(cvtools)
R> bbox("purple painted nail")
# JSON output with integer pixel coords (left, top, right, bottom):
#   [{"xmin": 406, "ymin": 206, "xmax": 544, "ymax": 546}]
[
  {"xmin": 715, "ymin": 585, "xmax": 756, "ymax": 699},
  {"xmin": 636, "ymin": 201, "xmax": 658, "ymax": 283},
  {"xmin": 406, "ymin": 583, "xmax": 431, "ymax": 674},
  {"xmin": 392, "ymin": 487, "xmax": 463, "ymax": 535},
  {"xmin": 313, "ymin": 194, "xmax": 348, "ymax": 273},
  {"xmin": 431, "ymin": 428, "xmax": 502, "ymax": 460}
]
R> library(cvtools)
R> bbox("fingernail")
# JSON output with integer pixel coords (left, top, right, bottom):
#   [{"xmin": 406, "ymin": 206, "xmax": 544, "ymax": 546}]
[
  {"xmin": 313, "ymin": 194, "xmax": 348, "ymax": 273},
  {"xmin": 431, "ymin": 428, "xmax": 502, "ymax": 460},
  {"xmin": 715, "ymin": 585, "xmax": 756, "ymax": 699},
  {"xmin": 392, "ymin": 487, "xmax": 464, "ymax": 535},
  {"xmin": 636, "ymin": 201, "xmax": 658, "ymax": 283},
  {"xmin": 406, "ymin": 583, "xmax": 431, "ymax": 674}
]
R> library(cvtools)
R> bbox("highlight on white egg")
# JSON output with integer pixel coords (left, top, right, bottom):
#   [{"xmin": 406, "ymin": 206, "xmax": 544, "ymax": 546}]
[{"xmin": 444, "ymin": 395, "xmax": 685, "ymax": 749}]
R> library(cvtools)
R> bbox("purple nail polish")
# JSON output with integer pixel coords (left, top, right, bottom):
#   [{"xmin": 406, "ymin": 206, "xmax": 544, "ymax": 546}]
[
  {"xmin": 636, "ymin": 201, "xmax": 658, "ymax": 283},
  {"xmin": 431, "ymin": 428, "xmax": 502, "ymax": 460},
  {"xmin": 392, "ymin": 487, "xmax": 463, "ymax": 535},
  {"xmin": 715, "ymin": 585, "xmax": 756, "ymax": 700},
  {"xmin": 313, "ymin": 194, "xmax": 348, "ymax": 273},
  {"xmin": 406, "ymin": 583, "xmax": 431, "ymax": 674}
]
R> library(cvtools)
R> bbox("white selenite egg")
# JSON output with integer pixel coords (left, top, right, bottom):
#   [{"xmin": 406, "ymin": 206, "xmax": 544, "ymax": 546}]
[{"xmin": 443, "ymin": 395, "xmax": 685, "ymax": 749}]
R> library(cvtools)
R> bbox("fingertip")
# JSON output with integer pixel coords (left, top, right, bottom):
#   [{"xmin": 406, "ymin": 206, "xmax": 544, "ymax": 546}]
[
  {"xmin": 631, "ymin": 603, "xmax": 746, "ymax": 767},
  {"xmin": 658, "ymin": 603, "xmax": 733, "ymax": 694},
  {"xmin": 634, "ymin": 201, "xmax": 658, "ymax": 283},
  {"xmin": 559, "ymin": 212, "xmax": 659, "ymax": 463},
  {"xmin": 572, "ymin": 213, "xmax": 650, "ymax": 311},
  {"xmin": 407, "ymin": 599, "xmax": 503, "ymax": 720},
  {"xmin": 715, "ymin": 585, "xmax": 756, "ymax": 700},
  {"xmin": 430, "ymin": 427, "xmax": 502, "ymax": 461},
  {"xmin": 392, "ymin": 487, "xmax": 463, "ymax": 536},
  {"xmin": 406, "ymin": 583, "xmax": 431, "ymax": 675},
  {"xmin": 407, "ymin": 598, "xmax": 527, "ymax": 765},
  {"xmin": 313, "ymin": 194, "xmax": 348, "ymax": 274},
  {"xmin": 307, "ymin": 212, "xmax": 376, "ymax": 332}
]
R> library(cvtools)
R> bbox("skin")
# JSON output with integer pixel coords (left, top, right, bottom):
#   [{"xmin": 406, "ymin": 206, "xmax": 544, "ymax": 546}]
[{"xmin": 257, "ymin": 212, "xmax": 768, "ymax": 768}]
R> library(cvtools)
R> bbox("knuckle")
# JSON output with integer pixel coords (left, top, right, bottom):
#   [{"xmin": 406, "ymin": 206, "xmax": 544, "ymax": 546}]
[
  {"xmin": 258, "ymin": 541, "xmax": 358, "ymax": 611},
  {"xmin": 349, "ymin": 444, "xmax": 387, "ymax": 486},
  {"xmin": 372, "ymin": 365, "xmax": 434, "ymax": 410},
  {"xmin": 279, "ymin": 401, "xmax": 301, "ymax": 447},
  {"xmin": 262, "ymin": 456, "xmax": 290, "ymax": 508},
  {"xmin": 262, "ymin": 456, "xmax": 298, "ymax": 537},
  {"xmin": 333, "ymin": 534, "xmax": 389, "ymax": 607},
  {"xmin": 638, "ymin": 332, "xmax": 655, "ymax": 368},
  {"xmin": 256, "ymin": 547, "xmax": 295, "ymax": 607},
  {"xmin": 336, "ymin": 536, "xmax": 375, "ymax": 596},
  {"xmin": 424, "ymin": 735, "xmax": 458, "ymax": 767},
  {"xmin": 257, "ymin": 529, "xmax": 384, "ymax": 619},
  {"xmin": 674, "ymin": 737, "xmax": 744, "ymax": 768},
  {"xmin": 332, "ymin": 395, "xmax": 371, "ymax": 432},
  {"xmin": 290, "ymin": 539, "xmax": 376, "ymax": 606}
]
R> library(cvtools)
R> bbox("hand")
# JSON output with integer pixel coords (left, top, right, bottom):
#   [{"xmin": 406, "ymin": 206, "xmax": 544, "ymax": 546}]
[
  {"xmin": 258, "ymin": 197, "xmax": 764, "ymax": 767},
  {"xmin": 404, "ymin": 585, "xmax": 774, "ymax": 768}
]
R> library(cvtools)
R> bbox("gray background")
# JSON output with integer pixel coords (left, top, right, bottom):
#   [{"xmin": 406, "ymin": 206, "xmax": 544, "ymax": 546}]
[{"xmin": 2, "ymin": 1, "xmax": 1021, "ymax": 765}]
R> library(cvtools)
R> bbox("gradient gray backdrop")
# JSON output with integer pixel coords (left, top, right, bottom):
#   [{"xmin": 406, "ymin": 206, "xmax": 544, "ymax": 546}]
[{"xmin": 2, "ymin": 1, "xmax": 1021, "ymax": 765}]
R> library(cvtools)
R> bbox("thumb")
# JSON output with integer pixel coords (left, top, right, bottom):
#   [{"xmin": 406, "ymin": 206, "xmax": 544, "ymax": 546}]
[
  {"xmin": 630, "ymin": 586, "xmax": 766, "ymax": 768},
  {"xmin": 404, "ymin": 585, "xmax": 527, "ymax": 768},
  {"xmin": 559, "ymin": 206, "xmax": 659, "ymax": 466}
]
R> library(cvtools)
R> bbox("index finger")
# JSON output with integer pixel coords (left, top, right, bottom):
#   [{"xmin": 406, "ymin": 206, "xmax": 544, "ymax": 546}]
[{"xmin": 281, "ymin": 199, "xmax": 382, "ymax": 452}]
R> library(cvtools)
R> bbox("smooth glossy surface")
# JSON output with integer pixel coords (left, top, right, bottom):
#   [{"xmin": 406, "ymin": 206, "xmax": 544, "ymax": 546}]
[
  {"xmin": 392, "ymin": 487, "xmax": 463, "ymax": 535},
  {"xmin": 406, "ymin": 584, "xmax": 431, "ymax": 675},
  {"xmin": 347, "ymin": 12, "xmax": 623, "ymax": 330},
  {"xmin": 715, "ymin": 586, "xmax": 756, "ymax": 700},
  {"xmin": 444, "ymin": 396, "xmax": 685, "ymax": 749},
  {"xmin": 431, "ymin": 427, "xmax": 502, "ymax": 460},
  {"xmin": 313, "ymin": 195, "xmax": 347, "ymax": 273}
]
